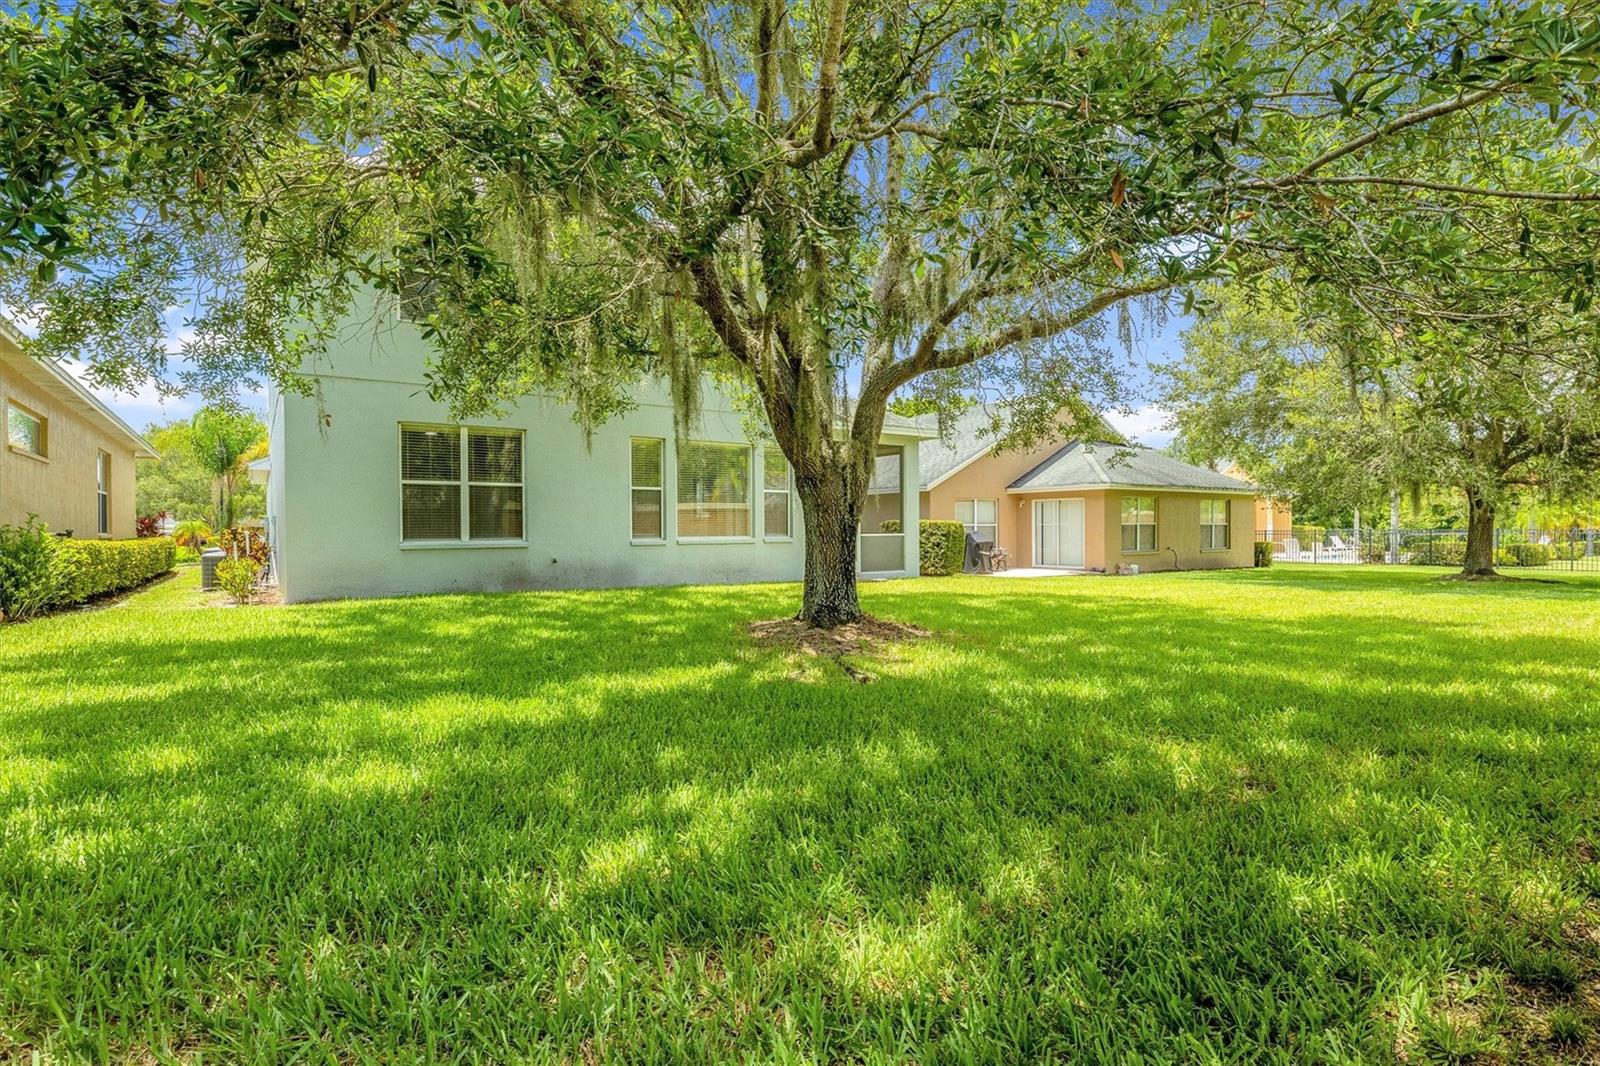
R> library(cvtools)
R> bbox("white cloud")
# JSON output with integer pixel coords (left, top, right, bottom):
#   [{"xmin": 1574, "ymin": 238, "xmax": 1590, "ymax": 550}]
[
  {"xmin": 1104, "ymin": 404, "xmax": 1175, "ymax": 448},
  {"xmin": 61, "ymin": 359, "xmax": 204, "ymax": 430}
]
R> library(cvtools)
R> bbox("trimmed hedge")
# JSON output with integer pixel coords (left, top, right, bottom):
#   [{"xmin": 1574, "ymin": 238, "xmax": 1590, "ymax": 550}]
[
  {"xmin": 1404, "ymin": 538, "xmax": 1554, "ymax": 568},
  {"xmin": 0, "ymin": 517, "xmax": 175, "ymax": 621},
  {"xmin": 1498, "ymin": 542, "xmax": 1552, "ymax": 568},
  {"xmin": 1405, "ymin": 538, "xmax": 1467, "ymax": 567},
  {"xmin": 881, "ymin": 519, "xmax": 967, "ymax": 576},
  {"xmin": 54, "ymin": 537, "xmax": 177, "ymax": 603},
  {"xmin": 1253, "ymin": 541, "xmax": 1273, "ymax": 568}
]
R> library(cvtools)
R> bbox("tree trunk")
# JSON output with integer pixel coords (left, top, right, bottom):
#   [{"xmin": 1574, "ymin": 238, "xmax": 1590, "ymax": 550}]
[
  {"xmin": 794, "ymin": 471, "xmax": 865, "ymax": 627},
  {"xmin": 1462, "ymin": 485, "xmax": 1498, "ymax": 576}
]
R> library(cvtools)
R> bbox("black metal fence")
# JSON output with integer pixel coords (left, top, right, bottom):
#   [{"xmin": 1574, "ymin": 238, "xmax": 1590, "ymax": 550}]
[{"xmin": 1255, "ymin": 527, "xmax": 1600, "ymax": 571}]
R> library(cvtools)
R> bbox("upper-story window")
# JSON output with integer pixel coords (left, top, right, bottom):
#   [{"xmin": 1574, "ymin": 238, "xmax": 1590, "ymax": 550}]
[{"xmin": 398, "ymin": 273, "xmax": 439, "ymax": 323}]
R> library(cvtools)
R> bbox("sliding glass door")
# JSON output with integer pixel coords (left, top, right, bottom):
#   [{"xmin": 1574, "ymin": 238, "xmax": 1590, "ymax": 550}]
[{"xmin": 1033, "ymin": 499, "xmax": 1085, "ymax": 568}]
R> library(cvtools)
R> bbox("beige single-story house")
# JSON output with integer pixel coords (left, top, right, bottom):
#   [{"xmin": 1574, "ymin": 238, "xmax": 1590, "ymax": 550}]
[
  {"xmin": 1, "ymin": 318, "xmax": 157, "ymax": 538},
  {"xmin": 866, "ymin": 407, "xmax": 1260, "ymax": 571}
]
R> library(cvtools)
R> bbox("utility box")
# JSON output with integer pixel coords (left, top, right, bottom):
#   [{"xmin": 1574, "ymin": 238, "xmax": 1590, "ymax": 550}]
[{"xmin": 199, "ymin": 548, "xmax": 227, "ymax": 590}]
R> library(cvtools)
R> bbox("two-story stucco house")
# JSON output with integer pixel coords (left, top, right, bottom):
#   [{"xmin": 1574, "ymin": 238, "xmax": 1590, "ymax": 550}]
[
  {"xmin": 259, "ymin": 293, "xmax": 931, "ymax": 603},
  {"xmin": 1, "ymin": 319, "xmax": 157, "ymax": 538}
]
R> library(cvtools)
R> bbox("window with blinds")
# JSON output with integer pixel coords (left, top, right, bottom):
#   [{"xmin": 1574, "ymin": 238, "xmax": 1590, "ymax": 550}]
[
  {"xmin": 400, "ymin": 425, "xmax": 524, "ymax": 542},
  {"xmin": 677, "ymin": 441, "xmax": 751, "ymax": 538},
  {"xmin": 762, "ymin": 449, "xmax": 791, "ymax": 538},
  {"xmin": 398, "ymin": 272, "xmax": 439, "ymax": 322},
  {"xmin": 1200, "ymin": 498, "xmax": 1230, "ymax": 550},
  {"xmin": 1120, "ymin": 496, "xmax": 1157, "ymax": 552},
  {"xmin": 630, "ymin": 437, "xmax": 665, "ymax": 540}
]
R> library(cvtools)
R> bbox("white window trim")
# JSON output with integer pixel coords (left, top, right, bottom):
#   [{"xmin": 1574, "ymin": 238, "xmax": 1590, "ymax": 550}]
[
  {"xmin": 1120, "ymin": 496, "xmax": 1158, "ymax": 554},
  {"xmin": 96, "ymin": 450, "xmax": 110, "ymax": 536},
  {"xmin": 762, "ymin": 448, "xmax": 794, "ymax": 541},
  {"xmin": 7, "ymin": 401, "xmax": 47, "ymax": 461},
  {"xmin": 955, "ymin": 498, "xmax": 998, "ymax": 544},
  {"xmin": 675, "ymin": 440, "xmax": 754, "ymax": 543},
  {"xmin": 398, "ymin": 423, "xmax": 528, "ymax": 547},
  {"xmin": 1200, "ymin": 498, "xmax": 1231, "ymax": 551},
  {"xmin": 630, "ymin": 436, "xmax": 668, "ymax": 544}
]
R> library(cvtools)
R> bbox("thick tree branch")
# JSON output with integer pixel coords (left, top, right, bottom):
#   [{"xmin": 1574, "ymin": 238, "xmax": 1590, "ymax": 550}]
[
  {"xmin": 1248, "ymin": 87, "xmax": 1500, "ymax": 190},
  {"xmin": 786, "ymin": 0, "xmax": 848, "ymax": 165}
]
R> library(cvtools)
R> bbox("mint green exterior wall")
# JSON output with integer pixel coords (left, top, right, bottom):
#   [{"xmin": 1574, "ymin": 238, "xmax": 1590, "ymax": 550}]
[{"xmin": 267, "ymin": 293, "xmax": 922, "ymax": 603}]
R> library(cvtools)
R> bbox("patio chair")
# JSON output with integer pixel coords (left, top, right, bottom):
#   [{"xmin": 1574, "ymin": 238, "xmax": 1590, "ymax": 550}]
[{"xmin": 988, "ymin": 546, "xmax": 1010, "ymax": 572}]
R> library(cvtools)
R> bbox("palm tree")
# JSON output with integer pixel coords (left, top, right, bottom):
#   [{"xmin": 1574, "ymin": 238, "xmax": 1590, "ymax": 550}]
[
  {"xmin": 188, "ymin": 408, "xmax": 262, "ymax": 530},
  {"xmin": 173, "ymin": 519, "xmax": 212, "ymax": 551}
]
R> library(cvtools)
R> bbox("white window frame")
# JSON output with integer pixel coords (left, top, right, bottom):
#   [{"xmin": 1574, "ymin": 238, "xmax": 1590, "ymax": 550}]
[
  {"xmin": 676, "ymin": 440, "xmax": 754, "ymax": 543},
  {"xmin": 956, "ymin": 498, "xmax": 998, "ymax": 544},
  {"xmin": 762, "ymin": 448, "xmax": 793, "ymax": 541},
  {"xmin": 630, "ymin": 436, "xmax": 667, "ymax": 544},
  {"xmin": 1120, "ymin": 496, "xmax": 1158, "ymax": 554},
  {"xmin": 1200, "ymin": 498, "xmax": 1230, "ymax": 551},
  {"xmin": 398, "ymin": 423, "xmax": 527, "ymax": 548},
  {"xmin": 6, "ymin": 401, "xmax": 46, "ymax": 460},
  {"xmin": 96, "ymin": 450, "xmax": 110, "ymax": 536}
]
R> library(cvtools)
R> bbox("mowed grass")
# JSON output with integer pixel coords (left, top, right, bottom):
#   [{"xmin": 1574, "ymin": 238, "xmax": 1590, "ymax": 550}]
[{"xmin": 3, "ymin": 565, "xmax": 1600, "ymax": 1064}]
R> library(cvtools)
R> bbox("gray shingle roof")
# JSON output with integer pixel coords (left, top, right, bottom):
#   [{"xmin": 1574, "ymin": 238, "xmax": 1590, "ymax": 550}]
[
  {"xmin": 1008, "ymin": 442, "xmax": 1256, "ymax": 492},
  {"xmin": 870, "ymin": 405, "xmax": 1052, "ymax": 492}
]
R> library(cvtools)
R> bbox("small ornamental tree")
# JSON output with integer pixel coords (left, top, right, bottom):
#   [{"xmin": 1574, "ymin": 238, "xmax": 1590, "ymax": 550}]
[
  {"xmin": 4, "ymin": 2, "xmax": 1600, "ymax": 621},
  {"xmin": 189, "ymin": 408, "xmax": 264, "ymax": 531}
]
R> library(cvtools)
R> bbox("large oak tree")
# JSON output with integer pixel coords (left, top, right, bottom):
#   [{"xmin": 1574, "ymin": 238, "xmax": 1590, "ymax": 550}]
[{"xmin": 4, "ymin": 0, "xmax": 1600, "ymax": 620}]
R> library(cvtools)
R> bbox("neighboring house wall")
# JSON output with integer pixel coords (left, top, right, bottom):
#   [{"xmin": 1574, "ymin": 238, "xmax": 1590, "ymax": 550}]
[
  {"xmin": 1099, "ymin": 491, "xmax": 1254, "ymax": 571},
  {"xmin": 1, "ymin": 346, "xmax": 140, "ymax": 539},
  {"xmin": 925, "ymin": 438, "xmax": 1067, "ymax": 555},
  {"xmin": 1253, "ymin": 497, "xmax": 1293, "ymax": 534},
  {"xmin": 1007, "ymin": 489, "xmax": 1254, "ymax": 571},
  {"xmin": 268, "ymin": 294, "xmax": 922, "ymax": 603}
]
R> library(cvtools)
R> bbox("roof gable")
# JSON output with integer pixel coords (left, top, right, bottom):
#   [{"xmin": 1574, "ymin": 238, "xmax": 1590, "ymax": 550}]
[
  {"xmin": 1008, "ymin": 441, "xmax": 1256, "ymax": 492},
  {"xmin": 0, "ymin": 319, "xmax": 158, "ymax": 459},
  {"xmin": 871, "ymin": 404, "xmax": 1121, "ymax": 492}
]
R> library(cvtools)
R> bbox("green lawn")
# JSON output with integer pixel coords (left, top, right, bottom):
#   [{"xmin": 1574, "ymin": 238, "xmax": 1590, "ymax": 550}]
[{"xmin": 3, "ymin": 565, "xmax": 1600, "ymax": 1063}]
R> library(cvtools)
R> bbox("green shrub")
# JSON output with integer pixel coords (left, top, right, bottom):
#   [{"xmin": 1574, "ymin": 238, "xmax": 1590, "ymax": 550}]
[
  {"xmin": 1405, "ymin": 537, "xmax": 1467, "ymax": 566},
  {"xmin": 1498, "ymin": 542, "xmax": 1552, "ymax": 567},
  {"xmin": 215, "ymin": 557, "xmax": 261, "ymax": 605},
  {"xmin": 882, "ymin": 519, "xmax": 968, "ymax": 575},
  {"xmin": 176, "ymin": 545, "xmax": 201, "ymax": 564},
  {"xmin": 53, "ymin": 537, "xmax": 177, "ymax": 604},
  {"xmin": 1549, "ymin": 539, "xmax": 1595, "ymax": 561},
  {"xmin": 218, "ymin": 526, "xmax": 270, "ymax": 565},
  {"xmin": 1253, "ymin": 541, "xmax": 1273, "ymax": 568},
  {"xmin": 0, "ymin": 516, "xmax": 64, "ymax": 622},
  {"xmin": 918, "ymin": 520, "xmax": 968, "ymax": 576}
]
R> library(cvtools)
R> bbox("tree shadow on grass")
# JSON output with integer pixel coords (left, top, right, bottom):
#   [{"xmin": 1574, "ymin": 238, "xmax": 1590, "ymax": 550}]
[{"xmin": 2, "ymin": 568, "xmax": 1599, "ymax": 1061}]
